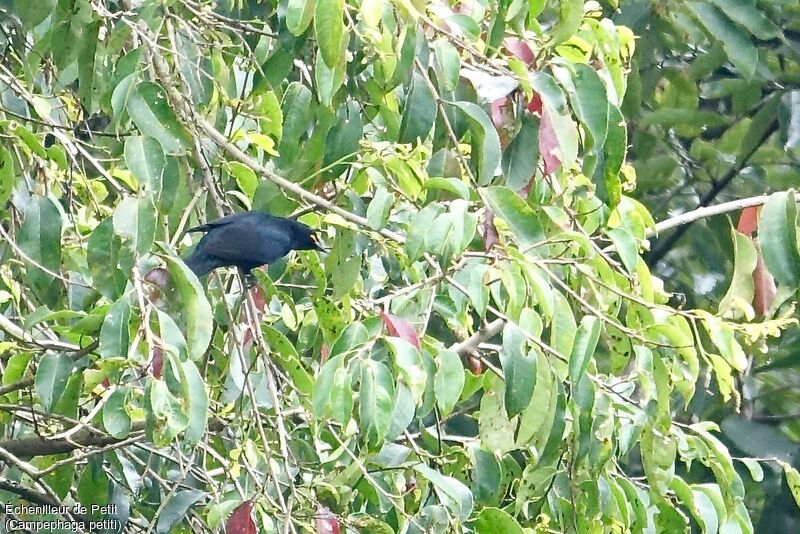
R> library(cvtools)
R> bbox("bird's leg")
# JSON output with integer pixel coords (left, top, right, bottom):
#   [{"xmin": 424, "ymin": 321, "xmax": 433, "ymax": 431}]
[{"xmin": 238, "ymin": 268, "xmax": 257, "ymax": 290}]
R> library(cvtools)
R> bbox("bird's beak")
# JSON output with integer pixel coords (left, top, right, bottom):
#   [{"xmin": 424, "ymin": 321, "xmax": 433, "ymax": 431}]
[{"xmin": 310, "ymin": 232, "xmax": 328, "ymax": 252}]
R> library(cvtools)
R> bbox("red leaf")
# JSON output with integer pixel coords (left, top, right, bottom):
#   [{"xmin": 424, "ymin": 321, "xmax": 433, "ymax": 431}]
[
  {"xmin": 150, "ymin": 346, "xmax": 163, "ymax": 379},
  {"xmin": 737, "ymin": 206, "xmax": 759, "ymax": 236},
  {"xmin": 503, "ymin": 37, "xmax": 536, "ymax": 65},
  {"xmin": 381, "ymin": 312, "xmax": 421, "ymax": 348},
  {"xmin": 526, "ymin": 93, "xmax": 543, "ymax": 115},
  {"xmin": 539, "ymin": 106, "xmax": 561, "ymax": 175},
  {"xmin": 251, "ymin": 286, "xmax": 266, "ymax": 313},
  {"xmin": 226, "ymin": 500, "xmax": 256, "ymax": 534},
  {"xmin": 483, "ymin": 209, "xmax": 498, "ymax": 251},
  {"xmin": 753, "ymin": 246, "xmax": 777, "ymax": 316},
  {"xmin": 736, "ymin": 207, "xmax": 776, "ymax": 315},
  {"xmin": 490, "ymin": 98, "xmax": 506, "ymax": 130},
  {"xmin": 467, "ymin": 355, "xmax": 483, "ymax": 375},
  {"xmin": 320, "ymin": 343, "xmax": 330, "ymax": 364},
  {"xmin": 315, "ymin": 507, "xmax": 340, "ymax": 534}
]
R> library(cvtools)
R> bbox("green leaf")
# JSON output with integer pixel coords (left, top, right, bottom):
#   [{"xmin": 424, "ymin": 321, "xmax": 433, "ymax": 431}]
[
  {"xmin": 414, "ymin": 463, "xmax": 474, "ymax": 522},
  {"xmin": 77, "ymin": 21, "xmax": 100, "ymax": 111},
  {"xmin": 228, "ymin": 162, "xmax": 258, "ymax": 201},
  {"xmin": 314, "ymin": 48, "xmax": 345, "ymax": 107},
  {"xmin": 330, "ymin": 321, "xmax": 369, "ymax": 358},
  {"xmin": 35, "ymin": 352, "xmax": 74, "ymax": 412},
  {"xmin": 315, "ymin": 0, "xmax": 345, "ymax": 68},
  {"xmin": 572, "ymin": 64, "xmax": 609, "ymax": 152},
  {"xmin": 601, "ymin": 104, "xmax": 626, "ymax": 207},
  {"xmin": 406, "ymin": 204, "xmax": 444, "ymax": 261},
  {"xmin": 126, "ymin": 81, "xmax": 191, "ymax": 154},
  {"xmin": 550, "ymin": 291, "xmax": 576, "ymax": 370},
  {"xmin": 359, "ymin": 359, "xmax": 394, "ymax": 443},
  {"xmin": 472, "ymin": 449, "xmax": 502, "ymax": 505},
  {"xmin": 451, "ymin": 101, "xmax": 502, "ymax": 185},
  {"xmin": 87, "ymin": 219, "xmax": 128, "ymax": 300},
  {"xmin": 386, "ymin": 337, "xmax": 427, "ymax": 402},
  {"xmin": 784, "ymin": 464, "xmax": 800, "ymax": 509},
  {"xmin": 99, "ymin": 296, "xmax": 131, "ymax": 358},
  {"xmin": 738, "ymin": 93, "xmax": 779, "ymax": 166},
  {"xmin": 484, "ymin": 186, "xmax": 545, "ymax": 251},
  {"xmin": 516, "ymin": 356, "xmax": 556, "ymax": 449},
  {"xmin": 180, "ymin": 359, "xmax": 208, "ymax": 445},
  {"xmin": 313, "ymin": 354, "xmax": 345, "ymax": 418},
  {"xmin": 501, "ymin": 323, "xmax": 536, "ymax": 418},
  {"xmin": 76, "ymin": 458, "xmax": 108, "ymax": 519},
  {"xmin": 14, "ymin": 0, "xmax": 56, "ymax": 28},
  {"xmin": 125, "ymin": 135, "xmax": 165, "ymax": 200},
  {"xmin": 520, "ymin": 263, "xmax": 554, "ymax": 321},
  {"xmin": 174, "ymin": 32, "xmax": 212, "ymax": 106},
  {"xmin": 708, "ymin": 0, "xmax": 782, "ymax": 40},
  {"xmin": 156, "ymin": 489, "xmax": 206, "ymax": 533},
  {"xmin": 479, "ymin": 374, "xmax": 517, "ymax": 453},
  {"xmin": 550, "ymin": 0, "xmax": 582, "ymax": 45},
  {"xmin": 323, "ymin": 100, "xmax": 363, "ymax": 175},
  {"xmin": 103, "ymin": 387, "xmax": 132, "ymax": 439},
  {"xmin": 686, "ymin": 2, "xmax": 759, "ymax": 79},
  {"xmin": 262, "ymin": 325, "xmax": 315, "ymax": 395},
  {"xmin": 279, "ymin": 82, "xmax": 314, "ymax": 163},
  {"xmin": 366, "ymin": 187, "xmax": 394, "ymax": 230},
  {"xmin": 434, "ymin": 349, "xmax": 464, "ymax": 416},
  {"xmin": 0, "ymin": 146, "xmax": 15, "ymax": 207},
  {"xmin": 719, "ymin": 229, "xmax": 758, "ymax": 317},
  {"xmin": 157, "ymin": 310, "xmax": 187, "ymax": 359},
  {"xmin": 329, "ymin": 366, "xmax": 354, "ymax": 425},
  {"xmin": 360, "ymin": 0, "xmax": 385, "ymax": 27},
  {"xmin": 568, "ymin": 317, "xmax": 601, "ymax": 384},
  {"xmin": 18, "ymin": 195, "xmax": 63, "ymax": 303},
  {"xmin": 758, "ymin": 190, "xmax": 800, "ymax": 287},
  {"xmin": 386, "ymin": 384, "xmax": 416, "ymax": 441},
  {"xmin": 501, "ymin": 115, "xmax": 539, "ymax": 191},
  {"xmin": 703, "ymin": 317, "xmax": 748, "ymax": 372},
  {"xmin": 286, "ymin": 0, "xmax": 316, "ymax": 36},
  {"xmin": 113, "ymin": 196, "xmax": 156, "ymax": 257},
  {"xmin": 607, "ymin": 227, "xmax": 639, "ymax": 273},
  {"xmin": 147, "ymin": 373, "xmax": 189, "ymax": 446},
  {"xmin": 162, "ymin": 255, "xmax": 213, "ymax": 361},
  {"xmin": 433, "ymin": 39, "xmax": 460, "ymax": 92},
  {"xmin": 423, "ymin": 177, "xmax": 471, "ymax": 200},
  {"xmin": 399, "ymin": 72, "xmax": 437, "ymax": 145},
  {"xmin": 474, "ymin": 507, "xmax": 524, "ymax": 534},
  {"xmin": 446, "ymin": 14, "xmax": 481, "ymax": 42}
]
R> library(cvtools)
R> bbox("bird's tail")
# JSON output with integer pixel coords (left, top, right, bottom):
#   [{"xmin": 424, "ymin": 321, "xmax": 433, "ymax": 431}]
[{"xmin": 184, "ymin": 251, "xmax": 221, "ymax": 277}]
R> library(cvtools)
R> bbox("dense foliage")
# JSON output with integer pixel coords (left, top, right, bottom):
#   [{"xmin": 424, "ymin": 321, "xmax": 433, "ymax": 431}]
[{"xmin": 0, "ymin": 0, "xmax": 799, "ymax": 532}]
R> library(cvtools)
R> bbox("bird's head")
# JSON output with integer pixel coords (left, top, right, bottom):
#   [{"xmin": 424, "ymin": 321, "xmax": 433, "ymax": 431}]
[{"xmin": 295, "ymin": 223, "xmax": 327, "ymax": 252}]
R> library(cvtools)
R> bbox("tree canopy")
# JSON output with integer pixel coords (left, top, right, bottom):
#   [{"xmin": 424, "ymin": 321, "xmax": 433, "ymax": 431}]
[{"xmin": 0, "ymin": 0, "xmax": 800, "ymax": 532}]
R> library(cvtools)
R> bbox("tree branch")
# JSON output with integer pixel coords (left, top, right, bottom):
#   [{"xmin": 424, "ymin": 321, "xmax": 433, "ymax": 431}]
[
  {"xmin": 649, "ymin": 191, "xmax": 800, "ymax": 236},
  {"xmin": 646, "ymin": 118, "xmax": 779, "ymax": 265},
  {"xmin": 449, "ymin": 319, "xmax": 505, "ymax": 355}
]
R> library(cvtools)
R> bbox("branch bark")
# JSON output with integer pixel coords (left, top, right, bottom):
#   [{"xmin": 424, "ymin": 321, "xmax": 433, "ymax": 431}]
[{"xmin": 650, "ymin": 191, "xmax": 800, "ymax": 236}]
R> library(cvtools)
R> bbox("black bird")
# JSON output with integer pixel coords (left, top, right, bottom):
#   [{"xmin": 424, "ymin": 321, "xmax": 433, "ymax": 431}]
[{"xmin": 184, "ymin": 211, "xmax": 324, "ymax": 277}]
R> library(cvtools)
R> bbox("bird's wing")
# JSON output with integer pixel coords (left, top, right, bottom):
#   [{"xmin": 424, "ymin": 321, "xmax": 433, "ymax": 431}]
[
  {"xmin": 186, "ymin": 211, "xmax": 266, "ymax": 233},
  {"xmin": 198, "ymin": 219, "xmax": 294, "ymax": 266}
]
